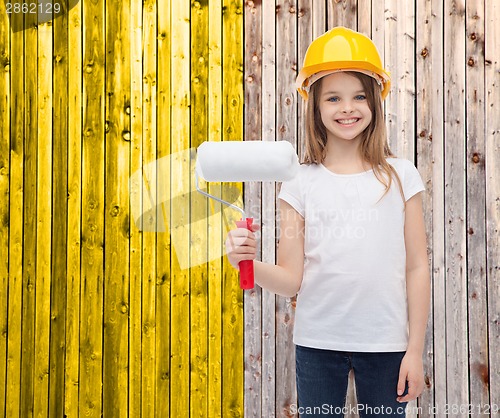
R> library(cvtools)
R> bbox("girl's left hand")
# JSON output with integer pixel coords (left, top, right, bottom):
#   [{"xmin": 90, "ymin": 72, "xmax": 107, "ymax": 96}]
[{"xmin": 396, "ymin": 351, "xmax": 425, "ymax": 402}]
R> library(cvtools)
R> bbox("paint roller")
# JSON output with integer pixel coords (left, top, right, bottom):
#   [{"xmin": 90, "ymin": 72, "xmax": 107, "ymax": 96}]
[{"xmin": 195, "ymin": 140, "xmax": 299, "ymax": 289}]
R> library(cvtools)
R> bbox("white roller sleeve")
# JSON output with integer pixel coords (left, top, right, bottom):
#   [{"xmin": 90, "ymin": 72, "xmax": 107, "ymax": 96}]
[{"xmin": 195, "ymin": 140, "xmax": 299, "ymax": 182}]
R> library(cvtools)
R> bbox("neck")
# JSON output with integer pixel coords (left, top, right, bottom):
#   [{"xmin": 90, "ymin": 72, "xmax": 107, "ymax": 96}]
[{"xmin": 323, "ymin": 136, "xmax": 368, "ymax": 169}]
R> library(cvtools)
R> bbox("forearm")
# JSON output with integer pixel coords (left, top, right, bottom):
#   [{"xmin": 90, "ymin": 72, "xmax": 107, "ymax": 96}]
[
  {"xmin": 253, "ymin": 260, "xmax": 301, "ymax": 298},
  {"xmin": 406, "ymin": 266, "xmax": 431, "ymax": 355}
]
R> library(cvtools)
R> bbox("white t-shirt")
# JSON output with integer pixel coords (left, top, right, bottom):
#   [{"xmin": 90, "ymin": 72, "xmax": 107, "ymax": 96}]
[{"xmin": 278, "ymin": 158, "xmax": 426, "ymax": 352}]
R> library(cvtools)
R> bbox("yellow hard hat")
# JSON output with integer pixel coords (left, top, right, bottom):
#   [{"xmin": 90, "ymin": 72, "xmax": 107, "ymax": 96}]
[{"xmin": 296, "ymin": 27, "xmax": 391, "ymax": 100}]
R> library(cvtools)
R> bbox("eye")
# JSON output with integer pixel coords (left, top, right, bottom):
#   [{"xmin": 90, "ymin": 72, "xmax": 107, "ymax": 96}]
[
  {"xmin": 354, "ymin": 94, "xmax": 366, "ymax": 100},
  {"xmin": 327, "ymin": 96, "xmax": 340, "ymax": 103}
]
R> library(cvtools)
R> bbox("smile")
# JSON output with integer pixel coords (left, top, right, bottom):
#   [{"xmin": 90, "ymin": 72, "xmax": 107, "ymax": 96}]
[{"xmin": 336, "ymin": 118, "xmax": 360, "ymax": 126}]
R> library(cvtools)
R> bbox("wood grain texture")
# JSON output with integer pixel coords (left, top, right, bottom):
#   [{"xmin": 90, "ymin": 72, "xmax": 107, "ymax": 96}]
[
  {"xmin": 141, "ymin": 0, "xmax": 158, "ymax": 416},
  {"xmin": 20, "ymin": 9, "xmax": 37, "ymax": 417},
  {"xmin": 81, "ymin": 0, "xmax": 106, "ymax": 415},
  {"xmin": 261, "ymin": 1, "xmax": 278, "ymax": 416},
  {"xmin": 415, "ymin": 0, "xmax": 437, "ymax": 415},
  {"xmin": 222, "ymin": 1, "xmax": 244, "ymax": 416},
  {"xmin": 465, "ymin": 1, "xmax": 490, "ymax": 415},
  {"xmin": 65, "ymin": 3, "xmax": 83, "ymax": 417},
  {"xmin": 156, "ymin": 0, "xmax": 172, "ymax": 416},
  {"xmin": 34, "ymin": 16, "xmax": 53, "ymax": 418},
  {"xmin": 207, "ymin": 1, "xmax": 223, "ymax": 417},
  {"xmin": 244, "ymin": 0, "xmax": 263, "ymax": 416},
  {"xmin": 191, "ymin": 1, "xmax": 209, "ymax": 416},
  {"xmin": 0, "ymin": 0, "xmax": 9, "ymax": 414},
  {"xmin": 51, "ymin": 7, "xmax": 69, "ymax": 418},
  {"xmin": 170, "ymin": 0, "xmax": 190, "ymax": 416},
  {"xmin": 103, "ymin": 0, "xmax": 131, "ymax": 415},
  {"xmin": 444, "ymin": 0, "xmax": 469, "ymax": 413},
  {"xmin": 485, "ymin": 0, "xmax": 500, "ymax": 414},
  {"xmin": 0, "ymin": 1, "xmax": 498, "ymax": 417},
  {"xmin": 275, "ymin": 2, "xmax": 297, "ymax": 416}
]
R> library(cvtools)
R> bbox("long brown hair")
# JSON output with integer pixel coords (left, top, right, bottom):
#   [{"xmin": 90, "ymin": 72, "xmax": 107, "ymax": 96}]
[{"xmin": 303, "ymin": 71, "xmax": 405, "ymax": 205}]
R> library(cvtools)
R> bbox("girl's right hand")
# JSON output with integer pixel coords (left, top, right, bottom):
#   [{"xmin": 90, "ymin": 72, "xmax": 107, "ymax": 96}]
[{"xmin": 225, "ymin": 223, "xmax": 260, "ymax": 270}]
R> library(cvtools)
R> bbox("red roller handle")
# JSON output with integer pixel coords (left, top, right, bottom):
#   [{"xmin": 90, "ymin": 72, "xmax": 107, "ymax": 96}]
[{"xmin": 235, "ymin": 217, "xmax": 254, "ymax": 289}]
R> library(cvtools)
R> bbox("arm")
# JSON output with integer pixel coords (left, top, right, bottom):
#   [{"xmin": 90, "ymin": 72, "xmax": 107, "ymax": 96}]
[
  {"xmin": 225, "ymin": 199, "xmax": 305, "ymax": 297},
  {"xmin": 397, "ymin": 192, "xmax": 431, "ymax": 402}
]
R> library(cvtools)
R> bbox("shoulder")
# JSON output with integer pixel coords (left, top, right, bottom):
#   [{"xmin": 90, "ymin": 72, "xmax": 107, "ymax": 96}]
[
  {"xmin": 386, "ymin": 157, "xmax": 416, "ymax": 171},
  {"xmin": 285, "ymin": 162, "xmax": 321, "ymax": 181}
]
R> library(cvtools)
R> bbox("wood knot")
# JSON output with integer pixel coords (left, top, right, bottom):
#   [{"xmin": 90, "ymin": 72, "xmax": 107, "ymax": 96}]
[
  {"xmin": 420, "ymin": 47, "xmax": 429, "ymax": 58},
  {"xmin": 468, "ymin": 57, "xmax": 475, "ymax": 67},
  {"xmin": 419, "ymin": 130, "xmax": 427, "ymax": 138},
  {"xmin": 472, "ymin": 152, "xmax": 480, "ymax": 163},
  {"xmin": 470, "ymin": 32, "xmax": 477, "ymax": 41}
]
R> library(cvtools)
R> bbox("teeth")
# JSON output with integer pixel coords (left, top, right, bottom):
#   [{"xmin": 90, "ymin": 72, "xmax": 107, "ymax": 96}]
[{"xmin": 337, "ymin": 118, "xmax": 359, "ymax": 125}]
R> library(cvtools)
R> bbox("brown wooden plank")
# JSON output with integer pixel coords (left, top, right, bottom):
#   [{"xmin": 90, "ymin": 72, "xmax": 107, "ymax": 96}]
[
  {"xmin": 485, "ymin": 0, "xmax": 500, "ymax": 410},
  {"xmin": 415, "ymin": 0, "xmax": 437, "ymax": 415},
  {"xmin": 327, "ymin": 0, "xmax": 356, "ymax": 29},
  {"xmin": 244, "ymin": 0, "xmax": 263, "ymax": 416},
  {"xmin": 465, "ymin": 1, "xmax": 490, "ymax": 415},
  {"xmin": 275, "ymin": 1, "xmax": 297, "ymax": 415},
  {"xmin": 261, "ymin": 1, "xmax": 278, "ymax": 416},
  {"xmin": 444, "ymin": 0, "xmax": 469, "ymax": 412}
]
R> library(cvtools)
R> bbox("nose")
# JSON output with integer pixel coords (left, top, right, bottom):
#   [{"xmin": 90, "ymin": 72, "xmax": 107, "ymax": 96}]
[{"xmin": 341, "ymin": 100, "xmax": 355, "ymax": 113}]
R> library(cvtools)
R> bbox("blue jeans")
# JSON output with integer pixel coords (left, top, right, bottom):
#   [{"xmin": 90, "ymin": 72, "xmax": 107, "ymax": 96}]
[{"xmin": 295, "ymin": 345, "xmax": 408, "ymax": 417}]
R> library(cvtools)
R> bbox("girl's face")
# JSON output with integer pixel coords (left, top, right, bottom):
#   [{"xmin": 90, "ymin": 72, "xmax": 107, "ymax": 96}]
[{"xmin": 318, "ymin": 72, "xmax": 372, "ymax": 144}]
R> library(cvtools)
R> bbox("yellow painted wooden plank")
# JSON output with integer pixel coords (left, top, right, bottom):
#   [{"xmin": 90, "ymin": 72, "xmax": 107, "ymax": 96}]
[
  {"xmin": 80, "ymin": 0, "xmax": 105, "ymax": 414},
  {"xmin": 20, "ymin": 10, "xmax": 38, "ymax": 417},
  {"xmin": 208, "ymin": 1, "xmax": 223, "ymax": 416},
  {"xmin": 141, "ymin": 0, "xmax": 158, "ymax": 416},
  {"xmin": 222, "ymin": 1, "xmax": 244, "ymax": 416},
  {"xmin": 0, "ymin": 1, "xmax": 10, "ymax": 413},
  {"xmin": 6, "ymin": 14, "xmax": 23, "ymax": 418},
  {"xmin": 129, "ymin": 0, "xmax": 144, "ymax": 415},
  {"xmin": 156, "ymin": 0, "xmax": 172, "ymax": 415},
  {"xmin": 33, "ymin": 17, "xmax": 53, "ymax": 418},
  {"xmin": 64, "ymin": 2, "xmax": 83, "ymax": 416},
  {"xmin": 191, "ymin": 1, "xmax": 209, "ymax": 417},
  {"xmin": 170, "ymin": 0, "xmax": 191, "ymax": 415},
  {"xmin": 103, "ymin": 0, "xmax": 131, "ymax": 415},
  {"xmin": 50, "ymin": 8, "xmax": 69, "ymax": 418}
]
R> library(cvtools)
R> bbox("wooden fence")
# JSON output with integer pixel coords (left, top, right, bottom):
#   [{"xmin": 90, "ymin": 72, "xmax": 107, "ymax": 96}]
[{"xmin": 0, "ymin": 0, "xmax": 499, "ymax": 417}]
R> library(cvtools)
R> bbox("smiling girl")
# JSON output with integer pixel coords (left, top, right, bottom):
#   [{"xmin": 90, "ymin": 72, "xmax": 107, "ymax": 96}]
[{"xmin": 226, "ymin": 27, "xmax": 430, "ymax": 417}]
